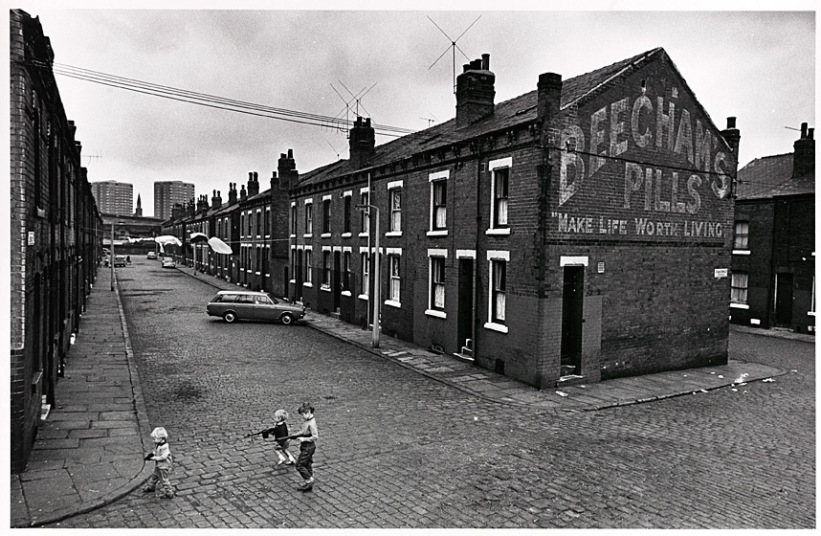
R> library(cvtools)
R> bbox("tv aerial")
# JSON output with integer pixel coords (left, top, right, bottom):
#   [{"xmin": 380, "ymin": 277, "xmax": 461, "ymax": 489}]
[
  {"xmin": 427, "ymin": 15, "xmax": 482, "ymax": 94},
  {"xmin": 330, "ymin": 81, "xmax": 377, "ymax": 132}
]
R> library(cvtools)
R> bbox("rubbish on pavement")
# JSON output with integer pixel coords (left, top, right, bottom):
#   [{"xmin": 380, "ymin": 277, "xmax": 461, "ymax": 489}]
[
  {"xmin": 762, "ymin": 378, "xmax": 775, "ymax": 383},
  {"xmin": 556, "ymin": 391, "xmax": 568, "ymax": 397}
]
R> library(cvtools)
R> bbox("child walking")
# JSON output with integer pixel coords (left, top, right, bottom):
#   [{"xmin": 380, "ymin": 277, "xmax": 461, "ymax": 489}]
[
  {"xmin": 271, "ymin": 409, "xmax": 297, "ymax": 466},
  {"xmin": 143, "ymin": 427, "xmax": 175, "ymax": 498},
  {"xmin": 295, "ymin": 402, "xmax": 318, "ymax": 492}
]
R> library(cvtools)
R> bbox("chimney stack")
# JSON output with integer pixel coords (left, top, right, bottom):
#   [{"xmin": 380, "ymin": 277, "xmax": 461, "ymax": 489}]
[
  {"xmin": 349, "ymin": 117, "xmax": 376, "ymax": 169},
  {"xmin": 793, "ymin": 122, "xmax": 815, "ymax": 178},
  {"xmin": 226, "ymin": 183, "xmax": 236, "ymax": 204},
  {"xmin": 248, "ymin": 171, "xmax": 260, "ymax": 197},
  {"xmin": 211, "ymin": 189, "xmax": 222, "ymax": 209},
  {"xmin": 240, "ymin": 184, "xmax": 247, "ymax": 202},
  {"xmin": 720, "ymin": 116, "xmax": 741, "ymax": 156},
  {"xmin": 456, "ymin": 53, "xmax": 495, "ymax": 128},
  {"xmin": 277, "ymin": 148, "xmax": 298, "ymax": 190}
]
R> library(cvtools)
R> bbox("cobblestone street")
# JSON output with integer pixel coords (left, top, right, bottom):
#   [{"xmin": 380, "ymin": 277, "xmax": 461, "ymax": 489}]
[{"xmin": 47, "ymin": 261, "xmax": 815, "ymax": 528}]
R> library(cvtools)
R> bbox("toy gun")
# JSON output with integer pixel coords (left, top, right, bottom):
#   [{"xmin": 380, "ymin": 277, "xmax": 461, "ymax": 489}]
[
  {"xmin": 243, "ymin": 427, "xmax": 276, "ymax": 439},
  {"xmin": 284, "ymin": 431, "xmax": 311, "ymax": 440},
  {"xmin": 144, "ymin": 452, "xmax": 154, "ymax": 461}
]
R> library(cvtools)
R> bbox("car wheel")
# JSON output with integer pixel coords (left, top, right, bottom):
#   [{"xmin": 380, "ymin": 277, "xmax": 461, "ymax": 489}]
[
  {"xmin": 223, "ymin": 311, "xmax": 237, "ymax": 323},
  {"xmin": 280, "ymin": 313, "xmax": 295, "ymax": 326}
]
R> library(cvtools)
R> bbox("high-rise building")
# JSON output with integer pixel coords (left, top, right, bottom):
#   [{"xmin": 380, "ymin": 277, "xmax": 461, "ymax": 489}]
[
  {"xmin": 90, "ymin": 180, "xmax": 133, "ymax": 216},
  {"xmin": 154, "ymin": 181, "xmax": 195, "ymax": 220}
]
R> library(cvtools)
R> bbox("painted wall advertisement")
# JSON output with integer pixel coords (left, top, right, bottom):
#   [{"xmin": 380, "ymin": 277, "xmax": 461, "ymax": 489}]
[{"xmin": 551, "ymin": 70, "xmax": 734, "ymax": 243}]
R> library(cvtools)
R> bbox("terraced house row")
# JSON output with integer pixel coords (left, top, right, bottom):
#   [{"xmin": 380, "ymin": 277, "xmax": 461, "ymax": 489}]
[
  {"xmin": 163, "ymin": 47, "xmax": 740, "ymax": 391},
  {"xmin": 10, "ymin": 10, "xmax": 104, "ymax": 472}
]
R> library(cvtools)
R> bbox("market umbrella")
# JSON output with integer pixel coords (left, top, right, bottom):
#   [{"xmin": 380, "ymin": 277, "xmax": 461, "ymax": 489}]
[
  {"xmin": 208, "ymin": 236, "xmax": 233, "ymax": 255},
  {"xmin": 154, "ymin": 235, "xmax": 182, "ymax": 247},
  {"xmin": 154, "ymin": 235, "xmax": 182, "ymax": 253},
  {"xmin": 189, "ymin": 232, "xmax": 209, "ymax": 243}
]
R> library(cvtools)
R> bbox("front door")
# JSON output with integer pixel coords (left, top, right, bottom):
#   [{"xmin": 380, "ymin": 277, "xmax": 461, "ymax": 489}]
[
  {"xmin": 560, "ymin": 266, "xmax": 584, "ymax": 376},
  {"xmin": 333, "ymin": 251, "xmax": 341, "ymax": 312},
  {"xmin": 457, "ymin": 258, "xmax": 474, "ymax": 354},
  {"xmin": 775, "ymin": 273, "xmax": 794, "ymax": 327}
]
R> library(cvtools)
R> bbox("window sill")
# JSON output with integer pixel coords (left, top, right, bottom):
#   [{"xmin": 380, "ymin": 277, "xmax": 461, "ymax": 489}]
[
  {"xmin": 732, "ymin": 249, "xmax": 751, "ymax": 256},
  {"xmin": 358, "ymin": 232, "xmax": 370, "ymax": 238},
  {"xmin": 321, "ymin": 233, "xmax": 332, "ymax": 238},
  {"xmin": 303, "ymin": 234, "xmax": 313, "ymax": 239},
  {"xmin": 425, "ymin": 309, "xmax": 447, "ymax": 319},
  {"xmin": 730, "ymin": 303, "xmax": 749, "ymax": 309},
  {"xmin": 385, "ymin": 231, "xmax": 402, "ymax": 237},
  {"xmin": 341, "ymin": 232, "xmax": 352, "ymax": 238},
  {"xmin": 290, "ymin": 234, "xmax": 296, "ymax": 239},
  {"xmin": 289, "ymin": 279, "xmax": 296, "ymax": 284},
  {"xmin": 303, "ymin": 282, "xmax": 313, "ymax": 288},
  {"xmin": 385, "ymin": 299, "xmax": 401, "ymax": 309},
  {"xmin": 808, "ymin": 311, "xmax": 816, "ymax": 317},
  {"xmin": 485, "ymin": 228, "xmax": 511, "ymax": 236},
  {"xmin": 341, "ymin": 290, "xmax": 352, "ymax": 297},
  {"xmin": 320, "ymin": 285, "xmax": 331, "ymax": 292},
  {"xmin": 427, "ymin": 230, "xmax": 448, "ymax": 237},
  {"xmin": 358, "ymin": 294, "xmax": 369, "ymax": 301},
  {"xmin": 483, "ymin": 321, "xmax": 508, "ymax": 334}
]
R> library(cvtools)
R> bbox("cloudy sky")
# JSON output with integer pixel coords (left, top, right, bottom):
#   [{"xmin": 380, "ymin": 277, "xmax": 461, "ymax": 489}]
[{"xmin": 10, "ymin": 1, "xmax": 816, "ymax": 218}]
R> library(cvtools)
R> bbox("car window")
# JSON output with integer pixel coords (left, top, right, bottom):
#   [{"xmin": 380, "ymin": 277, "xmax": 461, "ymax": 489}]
[
  {"xmin": 237, "ymin": 295, "xmax": 254, "ymax": 303},
  {"xmin": 255, "ymin": 296, "xmax": 274, "ymax": 305}
]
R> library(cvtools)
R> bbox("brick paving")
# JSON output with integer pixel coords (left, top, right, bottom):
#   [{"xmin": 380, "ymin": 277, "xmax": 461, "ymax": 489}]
[{"xmin": 9, "ymin": 258, "xmax": 813, "ymax": 528}]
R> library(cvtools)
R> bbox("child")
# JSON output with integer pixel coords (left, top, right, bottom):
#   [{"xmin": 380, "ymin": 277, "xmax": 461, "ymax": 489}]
[
  {"xmin": 271, "ymin": 409, "xmax": 297, "ymax": 466},
  {"xmin": 295, "ymin": 402, "xmax": 319, "ymax": 492},
  {"xmin": 143, "ymin": 427, "xmax": 175, "ymax": 499}
]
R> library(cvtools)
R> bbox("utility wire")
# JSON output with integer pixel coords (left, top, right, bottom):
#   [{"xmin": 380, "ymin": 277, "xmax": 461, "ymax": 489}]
[{"xmin": 29, "ymin": 60, "xmax": 416, "ymax": 137}]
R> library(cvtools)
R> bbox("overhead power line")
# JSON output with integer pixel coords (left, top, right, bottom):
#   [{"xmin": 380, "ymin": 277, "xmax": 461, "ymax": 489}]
[{"xmin": 29, "ymin": 61, "xmax": 417, "ymax": 137}]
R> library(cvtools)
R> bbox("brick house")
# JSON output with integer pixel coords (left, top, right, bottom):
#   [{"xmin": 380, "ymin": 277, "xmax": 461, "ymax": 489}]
[
  {"xmin": 731, "ymin": 124, "xmax": 815, "ymax": 334},
  {"xmin": 290, "ymin": 47, "xmax": 738, "ymax": 388},
  {"xmin": 160, "ymin": 150, "xmax": 297, "ymax": 297},
  {"xmin": 10, "ymin": 9, "xmax": 102, "ymax": 472}
]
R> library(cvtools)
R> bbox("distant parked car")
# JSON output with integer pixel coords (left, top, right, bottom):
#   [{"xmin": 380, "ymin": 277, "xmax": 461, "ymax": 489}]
[
  {"xmin": 113, "ymin": 255, "xmax": 128, "ymax": 268},
  {"xmin": 206, "ymin": 290, "xmax": 305, "ymax": 325},
  {"xmin": 147, "ymin": 251, "xmax": 158, "ymax": 259},
  {"xmin": 161, "ymin": 258, "xmax": 176, "ymax": 269}
]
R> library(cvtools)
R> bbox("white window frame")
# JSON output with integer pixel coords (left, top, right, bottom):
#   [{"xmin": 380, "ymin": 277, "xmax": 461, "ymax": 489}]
[
  {"xmin": 322, "ymin": 195, "xmax": 332, "ymax": 237},
  {"xmin": 484, "ymin": 250, "xmax": 509, "ymax": 333},
  {"xmin": 487, "ymin": 157, "xmax": 512, "ymax": 235},
  {"xmin": 386, "ymin": 247, "xmax": 402, "ymax": 308},
  {"xmin": 387, "ymin": 180, "xmax": 403, "ymax": 236},
  {"xmin": 426, "ymin": 248, "xmax": 448, "ymax": 318},
  {"xmin": 304, "ymin": 199, "xmax": 313, "ymax": 238},
  {"xmin": 359, "ymin": 250, "xmax": 370, "ymax": 301},
  {"xmin": 290, "ymin": 202, "xmax": 297, "ymax": 237},
  {"xmin": 428, "ymin": 170, "xmax": 449, "ymax": 236},
  {"xmin": 809, "ymin": 276, "xmax": 815, "ymax": 317},
  {"xmin": 342, "ymin": 190, "xmax": 353, "ymax": 237},
  {"xmin": 730, "ymin": 271, "xmax": 749, "ymax": 309},
  {"xmin": 304, "ymin": 246, "xmax": 313, "ymax": 286},
  {"xmin": 733, "ymin": 221, "xmax": 750, "ymax": 251},
  {"xmin": 359, "ymin": 189, "xmax": 370, "ymax": 237}
]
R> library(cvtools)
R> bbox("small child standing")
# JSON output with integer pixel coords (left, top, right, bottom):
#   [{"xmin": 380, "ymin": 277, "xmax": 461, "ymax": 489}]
[
  {"xmin": 143, "ymin": 427, "xmax": 175, "ymax": 499},
  {"xmin": 271, "ymin": 409, "xmax": 297, "ymax": 466},
  {"xmin": 295, "ymin": 402, "xmax": 318, "ymax": 492}
]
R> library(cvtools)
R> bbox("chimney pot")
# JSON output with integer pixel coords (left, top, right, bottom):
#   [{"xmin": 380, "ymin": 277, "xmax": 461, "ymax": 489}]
[
  {"xmin": 481, "ymin": 53, "xmax": 490, "ymax": 70},
  {"xmin": 809, "ymin": 128, "xmax": 814, "ymax": 140},
  {"xmin": 801, "ymin": 122, "xmax": 808, "ymax": 138},
  {"xmin": 727, "ymin": 117, "xmax": 736, "ymax": 129}
]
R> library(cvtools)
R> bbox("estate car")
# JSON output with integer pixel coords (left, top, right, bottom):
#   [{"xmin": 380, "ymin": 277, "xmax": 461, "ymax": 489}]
[{"xmin": 206, "ymin": 290, "xmax": 305, "ymax": 325}]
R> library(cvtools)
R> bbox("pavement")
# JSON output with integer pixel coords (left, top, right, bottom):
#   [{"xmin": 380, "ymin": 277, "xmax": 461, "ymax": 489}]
[{"xmin": 8, "ymin": 262, "xmax": 805, "ymax": 528}]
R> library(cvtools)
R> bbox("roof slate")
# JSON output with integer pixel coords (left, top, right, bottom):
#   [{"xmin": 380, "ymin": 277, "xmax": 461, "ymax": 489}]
[
  {"xmin": 296, "ymin": 47, "xmax": 665, "ymax": 189},
  {"xmin": 736, "ymin": 153, "xmax": 815, "ymax": 200}
]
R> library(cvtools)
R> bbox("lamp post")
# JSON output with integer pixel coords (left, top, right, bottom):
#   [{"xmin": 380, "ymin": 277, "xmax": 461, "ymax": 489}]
[
  {"xmin": 357, "ymin": 204, "xmax": 380, "ymax": 348},
  {"xmin": 110, "ymin": 221, "xmax": 115, "ymax": 291}
]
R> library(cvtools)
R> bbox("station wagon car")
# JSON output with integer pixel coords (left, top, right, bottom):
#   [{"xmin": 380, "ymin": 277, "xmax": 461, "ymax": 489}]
[{"xmin": 206, "ymin": 290, "xmax": 306, "ymax": 325}]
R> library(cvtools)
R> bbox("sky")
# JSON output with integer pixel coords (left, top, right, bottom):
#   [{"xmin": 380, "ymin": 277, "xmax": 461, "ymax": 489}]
[{"xmin": 8, "ymin": 1, "xmax": 816, "ymax": 218}]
